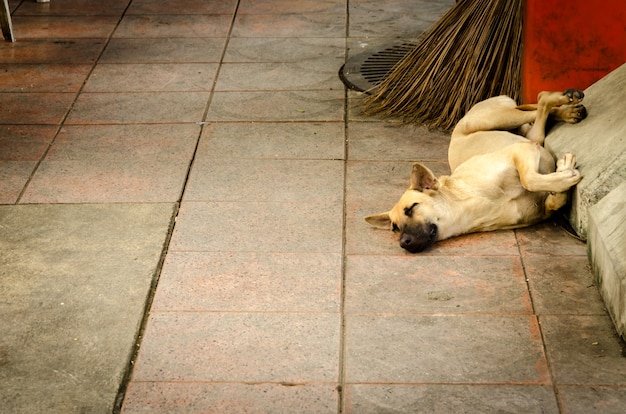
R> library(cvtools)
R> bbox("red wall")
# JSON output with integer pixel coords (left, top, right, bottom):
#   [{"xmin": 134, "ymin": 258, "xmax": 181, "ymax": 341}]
[{"xmin": 522, "ymin": 0, "xmax": 626, "ymax": 103}]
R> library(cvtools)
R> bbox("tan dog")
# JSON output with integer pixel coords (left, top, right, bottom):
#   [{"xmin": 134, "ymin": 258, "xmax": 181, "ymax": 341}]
[{"xmin": 365, "ymin": 89, "xmax": 587, "ymax": 253}]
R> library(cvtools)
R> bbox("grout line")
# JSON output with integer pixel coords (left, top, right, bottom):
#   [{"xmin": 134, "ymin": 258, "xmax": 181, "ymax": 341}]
[
  {"xmin": 514, "ymin": 229, "xmax": 563, "ymax": 413},
  {"xmin": 13, "ymin": 1, "xmax": 135, "ymax": 204},
  {"xmin": 175, "ymin": 1, "xmax": 241, "ymax": 204},
  {"xmin": 337, "ymin": 2, "xmax": 351, "ymax": 413},
  {"xmin": 113, "ymin": 1, "xmax": 243, "ymax": 410},
  {"xmin": 113, "ymin": 201, "xmax": 181, "ymax": 414}
]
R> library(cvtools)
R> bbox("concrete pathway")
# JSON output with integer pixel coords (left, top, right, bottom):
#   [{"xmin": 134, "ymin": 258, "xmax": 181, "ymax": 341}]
[{"xmin": 1, "ymin": 0, "xmax": 624, "ymax": 413}]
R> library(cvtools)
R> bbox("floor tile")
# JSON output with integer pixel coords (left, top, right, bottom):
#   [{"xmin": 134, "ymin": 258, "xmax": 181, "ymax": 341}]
[
  {"xmin": 65, "ymin": 92, "xmax": 209, "ymax": 124},
  {"xmin": 232, "ymin": 13, "xmax": 345, "ymax": 38},
  {"xmin": 11, "ymin": 16, "xmax": 119, "ymax": 38},
  {"xmin": 198, "ymin": 122, "xmax": 345, "ymax": 160},
  {"xmin": 223, "ymin": 37, "xmax": 345, "ymax": 63},
  {"xmin": 344, "ymin": 314, "xmax": 549, "ymax": 384},
  {"xmin": 344, "ymin": 384, "xmax": 558, "ymax": 414},
  {"xmin": 151, "ymin": 251, "xmax": 341, "ymax": 312},
  {"xmin": 348, "ymin": 0, "xmax": 452, "ymax": 38},
  {"xmin": 84, "ymin": 63, "xmax": 218, "ymax": 92},
  {"xmin": 524, "ymin": 255, "xmax": 607, "ymax": 315},
  {"xmin": 14, "ymin": 0, "xmax": 130, "ymax": 16},
  {"xmin": 122, "ymin": 382, "xmax": 338, "ymax": 414},
  {"xmin": 0, "ymin": 39, "xmax": 106, "ymax": 64},
  {"xmin": 517, "ymin": 221, "xmax": 588, "ymax": 256},
  {"xmin": 0, "ymin": 125, "xmax": 56, "ymax": 161},
  {"xmin": 345, "ymin": 255, "xmax": 530, "ymax": 314},
  {"xmin": 541, "ymin": 315, "xmax": 626, "ymax": 385},
  {"xmin": 0, "ymin": 92, "xmax": 75, "ymax": 124},
  {"xmin": 0, "ymin": 162, "xmax": 34, "ymax": 204},
  {"xmin": 558, "ymin": 385, "xmax": 626, "ymax": 414},
  {"xmin": 114, "ymin": 15, "xmax": 232, "ymax": 38},
  {"xmin": 215, "ymin": 60, "xmax": 344, "ymax": 91},
  {"xmin": 132, "ymin": 312, "xmax": 340, "ymax": 383},
  {"xmin": 0, "ymin": 125, "xmax": 56, "ymax": 204},
  {"xmin": 347, "ymin": 122, "xmax": 450, "ymax": 161},
  {"xmin": 238, "ymin": 0, "xmax": 346, "ymax": 14},
  {"xmin": 170, "ymin": 201, "xmax": 343, "ymax": 253},
  {"xmin": 0, "ymin": 203, "xmax": 174, "ymax": 413},
  {"xmin": 20, "ymin": 124, "xmax": 199, "ymax": 203},
  {"xmin": 184, "ymin": 158, "xmax": 344, "ymax": 202},
  {"xmin": 126, "ymin": 0, "xmax": 238, "ymax": 15},
  {"xmin": 206, "ymin": 91, "xmax": 344, "ymax": 122},
  {"xmin": 0, "ymin": 64, "xmax": 91, "ymax": 92},
  {"xmin": 100, "ymin": 38, "xmax": 226, "ymax": 63}
]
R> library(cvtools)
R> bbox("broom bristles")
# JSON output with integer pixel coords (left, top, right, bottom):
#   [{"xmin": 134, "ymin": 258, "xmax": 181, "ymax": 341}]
[{"xmin": 362, "ymin": 0, "xmax": 523, "ymax": 130}]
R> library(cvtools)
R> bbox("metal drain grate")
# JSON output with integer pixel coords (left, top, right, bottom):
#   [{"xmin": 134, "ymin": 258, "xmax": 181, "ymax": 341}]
[{"xmin": 339, "ymin": 42, "xmax": 417, "ymax": 93}]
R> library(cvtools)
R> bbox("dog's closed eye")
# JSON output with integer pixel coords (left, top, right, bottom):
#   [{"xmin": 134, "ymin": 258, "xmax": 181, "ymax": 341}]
[
  {"xmin": 392, "ymin": 223, "xmax": 400, "ymax": 233},
  {"xmin": 404, "ymin": 203, "xmax": 419, "ymax": 217}
]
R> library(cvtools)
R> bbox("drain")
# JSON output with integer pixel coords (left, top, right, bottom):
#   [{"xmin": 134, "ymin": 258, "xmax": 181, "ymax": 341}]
[{"xmin": 339, "ymin": 42, "xmax": 417, "ymax": 93}]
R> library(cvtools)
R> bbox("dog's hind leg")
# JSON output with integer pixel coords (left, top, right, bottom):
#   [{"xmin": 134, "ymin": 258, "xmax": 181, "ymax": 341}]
[
  {"xmin": 524, "ymin": 90, "xmax": 584, "ymax": 145},
  {"xmin": 454, "ymin": 96, "xmax": 538, "ymax": 136}
]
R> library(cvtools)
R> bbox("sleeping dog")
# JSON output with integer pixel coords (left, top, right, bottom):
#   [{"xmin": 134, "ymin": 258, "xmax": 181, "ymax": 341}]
[{"xmin": 365, "ymin": 89, "xmax": 587, "ymax": 253}]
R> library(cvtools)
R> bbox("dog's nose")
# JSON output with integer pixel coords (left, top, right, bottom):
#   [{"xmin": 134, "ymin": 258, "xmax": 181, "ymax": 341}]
[{"xmin": 400, "ymin": 233, "xmax": 414, "ymax": 249}]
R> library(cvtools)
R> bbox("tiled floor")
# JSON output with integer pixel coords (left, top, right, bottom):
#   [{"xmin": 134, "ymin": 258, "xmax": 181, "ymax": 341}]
[{"xmin": 1, "ymin": 0, "xmax": 625, "ymax": 413}]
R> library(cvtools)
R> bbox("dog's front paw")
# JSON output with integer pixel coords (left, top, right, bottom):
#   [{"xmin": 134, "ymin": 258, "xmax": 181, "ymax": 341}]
[{"xmin": 556, "ymin": 153, "xmax": 577, "ymax": 172}]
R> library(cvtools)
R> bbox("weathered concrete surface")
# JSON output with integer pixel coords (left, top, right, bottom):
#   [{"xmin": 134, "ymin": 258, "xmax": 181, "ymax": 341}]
[
  {"xmin": 0, "ymin": 203, "xmax": 174, "ymax": 413},
  {"xmin": 545, "ymin": 62, "xmax": 626, "ymax": 240},
  {"xmin": 588, "ymin": 184, "xmax": 626, "ymax": 338},
  {"xmin": 545, "ymin": 63, "xmax": 626, "ymax": 339}
]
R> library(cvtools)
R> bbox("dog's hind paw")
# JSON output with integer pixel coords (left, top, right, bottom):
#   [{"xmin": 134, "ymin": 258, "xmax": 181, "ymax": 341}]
[
  {"xmin": 563, "ymin": 88, "xmax": 584, "ymax": 103},
  {"xmin": 553, "ymin": 103, "xmax": 588, "ymax": 123}
]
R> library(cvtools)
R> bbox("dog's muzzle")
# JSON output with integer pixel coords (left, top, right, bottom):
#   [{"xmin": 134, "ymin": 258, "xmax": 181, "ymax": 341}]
[{"xmin": 399, "ymin": 223, "xmax": 438, "ymax": 253}]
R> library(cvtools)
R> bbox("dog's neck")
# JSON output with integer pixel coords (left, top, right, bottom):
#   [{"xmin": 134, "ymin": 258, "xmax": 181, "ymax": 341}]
[{"xmin": 435, "ymin": 176, "xmax": 518, "ymax": 238}]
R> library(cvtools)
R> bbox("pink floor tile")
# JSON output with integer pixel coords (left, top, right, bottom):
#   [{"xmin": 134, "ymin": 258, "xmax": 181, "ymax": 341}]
[
  {"xmin": 524, "ymin": 255, "xmax": 607, "ymax": 315},
  {"xmin": 65, "ymin": 92, "xmax": 209, "ymax": 124},
  {"xmin": 132, "ymin": 312, "xmax": 340, "ymax": 383},
  {"xmin": 345, "ymin": 384, "xmax": 559, "ymax": 414},
  {"xmin": 14, "ymin": 0, "xmax": 130, "ymax": 16},
  {"xmin": 0, "ymin": 39, "xmax": 106, "ymax": 64},
  {"xmin": 0, "ymin": 64, "xmax": 91, "ymax": 93},
  {"xmin": 20, "ymin": 124, "xmax": 199, "ymax": 203},
  {"xmin": 151, "ymin": 251, "xmax": 341, "ymax": 312},
  {"xmin": 0, "ymin": 92, "xmax": 75, "ymax": 124},
  {"xmin": 345, "ymin": 255, "xmax": 531, "ymax": 314},
  {"xmin": 232, "ymin": 13, "xmax": 345, "ymax": 38},
  {"xmin": 123, "ymin": 382, "xmax": 338, "ymax": 414},
  {"xmin": 84, "ymin": 63, "xmax": 218, "ymax": 92},
  {"xmin": 11, "ymin": 16, "xmax": 119, "ymax": 38},
  {"xmin": 206, "ymin": 91, "xmax": 344, "ymax": 122},
  {"xmin": 344, "ymin": 314, "xmax": 549, "ymax": 384},
  {"xmin": 126, "ymin": 0, "xmax": 237, "ymax": 15},
  {"xmin": 114, "ymin": 15, "xmax": 232, "ymax": 38}
]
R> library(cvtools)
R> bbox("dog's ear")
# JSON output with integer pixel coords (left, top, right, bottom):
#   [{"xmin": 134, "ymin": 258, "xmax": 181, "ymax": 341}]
[
  {"xmin": 409, "ymin": 162, "xmax": 439, "ymax": 191},
  {"xmin": 364, "ymin": 212, "xmax": 391, "ymax": 229}
]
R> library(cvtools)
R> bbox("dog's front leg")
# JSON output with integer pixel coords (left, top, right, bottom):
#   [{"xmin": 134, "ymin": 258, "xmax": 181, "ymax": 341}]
[
  {"xmin": 543, "ymin": 153, "xmax": 581, "ymax": 213},
  {"xmin": 514, "ymin": 144, "xmax": 582, "ymax": 194}
]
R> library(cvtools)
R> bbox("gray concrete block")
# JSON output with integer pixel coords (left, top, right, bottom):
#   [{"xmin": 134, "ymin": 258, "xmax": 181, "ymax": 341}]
[
  {"xmin": 545, "ymin": 62, "xmax": 626, "ymax": 240},
  {"xmin": 0, "ymin": 203, "xmax": 175, "ymax": 413},
  {"xmin": 545, "ymin": 63, "xmax": 626, "ymax": 339},
  {"xmin": 588, "ymin": 183, "xmax": 626, "ymax": 339}
]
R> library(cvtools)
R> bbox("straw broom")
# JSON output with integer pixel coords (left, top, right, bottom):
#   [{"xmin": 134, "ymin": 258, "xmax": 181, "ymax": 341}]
[{"xmin": 362, "ymin": 0, "xmax": 524, "ymax": 130}]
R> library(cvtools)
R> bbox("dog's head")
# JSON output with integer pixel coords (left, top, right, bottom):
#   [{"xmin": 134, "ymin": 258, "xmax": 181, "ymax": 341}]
[{"xmin": 365, "ymin": 163, "xmax": 442, "ymax": 253}]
